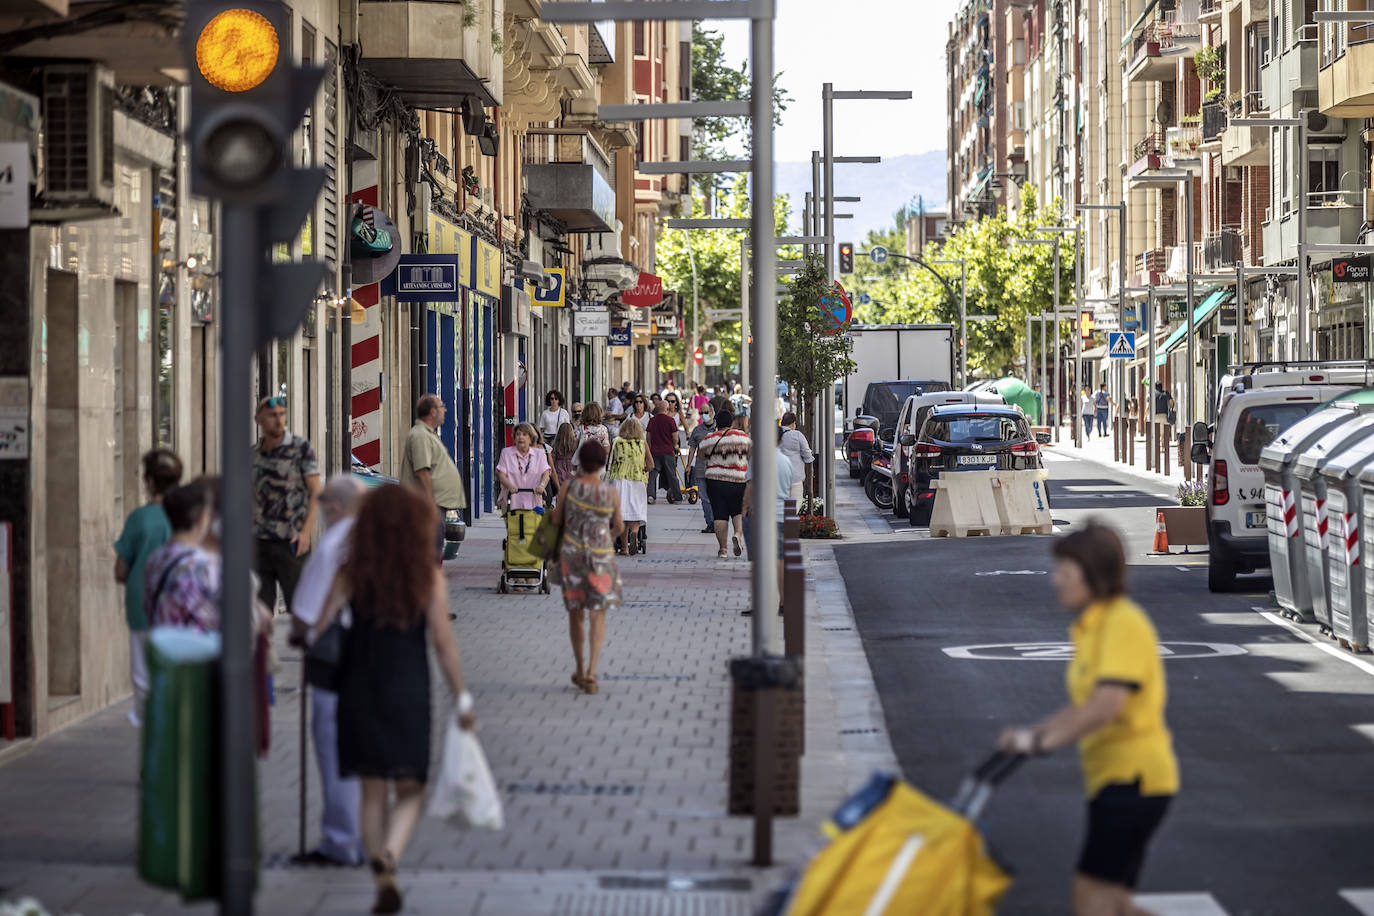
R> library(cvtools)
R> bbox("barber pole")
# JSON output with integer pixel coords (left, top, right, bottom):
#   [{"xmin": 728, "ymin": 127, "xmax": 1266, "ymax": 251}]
[
  {"xmin": 350, "ymin": 169, "xmax": 384, "ymax": 468},
  {"xmin": 1283, "ymin": 489, "xmax": 1299, "ymax": 538},
  {"xmin": 1345, "ymin": 512, "xmax": 1360, "ymax": 567}
]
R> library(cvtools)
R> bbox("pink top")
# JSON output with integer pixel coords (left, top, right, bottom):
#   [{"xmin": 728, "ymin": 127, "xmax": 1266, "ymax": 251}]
[
  {"xmin": 497, "ymin": 445, "xmax": 551, "ymax": 509},
  {"xmin": 692, "ymin": 393, "xmax": 710, "ymax": 413}
]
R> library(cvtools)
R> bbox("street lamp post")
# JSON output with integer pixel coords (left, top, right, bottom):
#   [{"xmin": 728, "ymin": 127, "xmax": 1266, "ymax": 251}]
[
  {"xmin": 1012, "ymin": 236, "xmax": 1064, "ymax": 441},
  {"xmin": 928, "ymin": 258, "xmax": 967, "ymax": 386},
  {"xmin": 1077, "ymin": 202, "xmax": 1127, "ymax": 441}
]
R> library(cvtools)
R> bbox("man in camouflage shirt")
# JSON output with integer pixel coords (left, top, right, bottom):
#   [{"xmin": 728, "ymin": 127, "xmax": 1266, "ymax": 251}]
[{"xmin": 252, "ymin": 395, "xmax": 321, "ymax": 613}]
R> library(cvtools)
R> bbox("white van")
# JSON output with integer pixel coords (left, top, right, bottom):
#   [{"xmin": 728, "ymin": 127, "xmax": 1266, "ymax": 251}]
[
  {"xmin": 1194, "ymin": 368, "xmax": 1371, "ymax": 591},
  {"xmin": 892, "ymin": 390, "xmax": 1006, "ymax": 517}
]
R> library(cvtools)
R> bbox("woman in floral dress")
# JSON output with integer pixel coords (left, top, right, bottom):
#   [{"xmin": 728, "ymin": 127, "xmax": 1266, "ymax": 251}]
[{"xmin": 547, "ymin": 440, "xmax": 623, "ymax": 695}]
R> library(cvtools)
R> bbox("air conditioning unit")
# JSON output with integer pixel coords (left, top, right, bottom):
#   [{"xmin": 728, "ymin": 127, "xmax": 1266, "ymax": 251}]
[
  {"xmin": 1304, "ymin": 110, "xmax": 1346, "ymax": 138},
  {"xmin": 1225, "ymin": 166, "xmax": 1243, "ymax": 182},
  {"xmin": 34, "ymin": 63, "xmax": 117, "ymax": 222},
  {"xmin": 1364, "ymin": 188, "xmax": 1374, "ymax": 224}
]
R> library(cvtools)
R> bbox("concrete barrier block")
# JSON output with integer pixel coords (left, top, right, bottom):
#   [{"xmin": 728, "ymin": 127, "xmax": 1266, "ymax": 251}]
[
  {"xmin": 992, "ymin": 469, "xmax": 1053, "ymax": 535},
  {"xmin": 930, "ymin": 471, "xmax": 1002, "ymax": 538}
]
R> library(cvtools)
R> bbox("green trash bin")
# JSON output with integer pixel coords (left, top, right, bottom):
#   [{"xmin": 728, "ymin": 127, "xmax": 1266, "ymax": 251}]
[{"xmin": 138, "ymin": 627, "xmax": 223, "ymax": 902}]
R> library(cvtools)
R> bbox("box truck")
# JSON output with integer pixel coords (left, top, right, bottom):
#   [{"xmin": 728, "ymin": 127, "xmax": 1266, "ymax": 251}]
[{"xmin": 840, "ymin": 324, "xmax": 957, "ymax": 431}]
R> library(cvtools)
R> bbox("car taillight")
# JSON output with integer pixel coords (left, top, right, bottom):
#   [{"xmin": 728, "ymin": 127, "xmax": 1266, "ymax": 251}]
[
  {"xmin": 1212, "ymin": 459, "xmax": 1229, "ymax": 505},
  {"xmin": 899, "ymin": 472, "xmax": 908, "ymax": 483},
  {"xmin": 1010, "ymin": 441, "xmax": 1038, "ymax": 455},
  {"xmin": 913, "ymin": 443, "xmax": 943, "ymax": 456}
]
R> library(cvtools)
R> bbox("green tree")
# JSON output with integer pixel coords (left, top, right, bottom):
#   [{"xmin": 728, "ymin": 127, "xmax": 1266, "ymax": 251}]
[{"xmin": 857, "ymin": 187, "xmax": 1076, "ymax": 380}]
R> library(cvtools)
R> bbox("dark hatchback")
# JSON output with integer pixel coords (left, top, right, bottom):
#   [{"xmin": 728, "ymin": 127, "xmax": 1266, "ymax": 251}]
[{"xmin": 901, "ymin": 404, "xmax": 1042, "ymax": 525}]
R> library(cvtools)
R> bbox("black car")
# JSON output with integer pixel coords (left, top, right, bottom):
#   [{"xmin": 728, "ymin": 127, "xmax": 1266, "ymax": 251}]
[
  {"xmin": 860, "ymin": 379, "xmax": 953, "ymax": 434},
  {"xmin": 901, "ymin": 404, "xmax": 1043, "ymax": 526}
]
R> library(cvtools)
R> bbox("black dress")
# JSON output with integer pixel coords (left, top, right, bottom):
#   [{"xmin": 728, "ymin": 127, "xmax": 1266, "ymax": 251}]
[{"xmin": 336, "ymin": 599, "xmax": 432, "ymax": 783}]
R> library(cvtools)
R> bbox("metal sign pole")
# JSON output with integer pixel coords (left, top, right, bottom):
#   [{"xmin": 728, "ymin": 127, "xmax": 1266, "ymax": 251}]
[{"xmin": 1053, "ymin": 238, "xmax": 1061, "ymax": 443}]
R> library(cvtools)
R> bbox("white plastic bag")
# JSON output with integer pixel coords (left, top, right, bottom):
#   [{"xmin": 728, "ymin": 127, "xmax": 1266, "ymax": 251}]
[{"xmin": 428, "ymin": 720, "xmax": 505, "ymax": 829}]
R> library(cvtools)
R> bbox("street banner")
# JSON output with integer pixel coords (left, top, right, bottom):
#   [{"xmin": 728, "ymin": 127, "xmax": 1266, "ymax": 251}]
[{"xmin": 622, "ymin": 272, "xmax": 663, "ymax": 307}]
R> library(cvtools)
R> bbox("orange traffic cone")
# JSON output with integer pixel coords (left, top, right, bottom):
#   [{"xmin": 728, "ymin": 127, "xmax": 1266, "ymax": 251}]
[{"xmin": 1150, "ymin": 510, "xmax": 1170, "ymax": 555}]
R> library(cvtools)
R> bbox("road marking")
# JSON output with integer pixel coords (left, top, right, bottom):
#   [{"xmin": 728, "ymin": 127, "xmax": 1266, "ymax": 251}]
[
  {"xmin": 973, "ymin": 569, "xmax": 1047, "ymax": 577},
  {"xmin": 942, "ymin": 642, "xmax": 1247, "ymax": 661},
  {"xmin": 1341, "ymin": 888, "xmax": 1374, "ymax": 914},
  {"xmin": 1351, "ymin": 724, "xmax": 1374, "ymax": 747},
  {"xmin": 1256, "ymin": 610, "xmax": 1374, "ymax": 678},
  {"xmin": 1134, "ymin": 893, "xmax": 1230, "ymax": 915}
]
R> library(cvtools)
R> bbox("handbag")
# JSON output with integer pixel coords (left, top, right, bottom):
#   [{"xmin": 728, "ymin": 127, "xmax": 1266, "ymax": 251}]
[
  {"xmin": 304, "ymin": 620, "xmax": 347, "ymax": 691},
  {"xmin": 529, "ymin": 512, "xmax": 563, "ymax": 560}
]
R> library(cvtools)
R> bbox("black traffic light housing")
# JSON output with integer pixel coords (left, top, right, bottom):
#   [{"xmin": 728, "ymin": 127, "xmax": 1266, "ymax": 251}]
[
  {"xmin": 183, "ymin": 0, "xmax": 328, "ymax": 343},
  {"xmin": 838, "ymin": 242, "xmax": 854, "ymax": 274}
]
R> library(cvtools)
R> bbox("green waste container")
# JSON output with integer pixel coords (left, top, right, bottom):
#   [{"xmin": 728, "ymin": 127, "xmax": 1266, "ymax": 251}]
[{"xmin": 138, "ymin": 627, "xmax": 223, "ymax": 901}]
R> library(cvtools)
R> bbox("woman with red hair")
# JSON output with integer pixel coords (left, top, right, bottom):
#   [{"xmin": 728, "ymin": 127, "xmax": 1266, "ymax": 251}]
[{"xmin": 311, "ymin": 484, "xmax": 475, "ymax": 914}]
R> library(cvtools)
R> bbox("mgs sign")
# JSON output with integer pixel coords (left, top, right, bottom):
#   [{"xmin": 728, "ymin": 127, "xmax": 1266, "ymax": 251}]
[{"xmin": 1333, "ymin": 255, "xmax": 1371, "ymax": 283}]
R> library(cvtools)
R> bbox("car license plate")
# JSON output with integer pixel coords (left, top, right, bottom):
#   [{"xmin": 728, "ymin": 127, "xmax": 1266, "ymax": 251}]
[
  {"xmin": 1246, "ymin": 509, "xmax": 1266, "ymax": 529},
  {"xmin": 957, "ymin": 455, "xmax": 998, "ymax": 467}
]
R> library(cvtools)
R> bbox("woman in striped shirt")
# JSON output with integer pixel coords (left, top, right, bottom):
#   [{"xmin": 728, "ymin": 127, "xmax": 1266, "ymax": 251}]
[{"xmin": 701, "ymin": 410, "xmax": 752, "ymax": 558}]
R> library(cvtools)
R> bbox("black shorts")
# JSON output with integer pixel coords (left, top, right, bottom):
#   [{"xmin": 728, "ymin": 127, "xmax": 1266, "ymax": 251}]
[
  {"xmin": 1077, "ymin": 782, "xmax": 1171, "ymax": 889},
  {"xmin": 706, "ymin": 479, "xmax": 746, "ymax": 520}
]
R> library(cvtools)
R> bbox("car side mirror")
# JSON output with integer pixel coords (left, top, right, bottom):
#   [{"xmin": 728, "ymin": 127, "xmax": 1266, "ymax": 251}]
[
  {"xmin": 880, "ymin": 428, "xmax": 895, "ymax": 443},
  {"xmin": 1035, "ymin": 432, "xmax": 1051, "ymax": 445},
  {"xmin": 1192, "ymin": 420, "xmax": 1209, "ymax": 446},
  {"xmin": 1190, "ymin": 443, "xmax": 1210, "ymax": 465},
  {"xmin": 900, "ymin": 434, "xmax": 917, "ymax": 447}
]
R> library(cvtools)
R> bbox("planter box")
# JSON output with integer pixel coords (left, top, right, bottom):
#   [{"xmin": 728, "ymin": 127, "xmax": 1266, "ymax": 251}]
[{"xmin": 1159, "ymin": 505, "xmax": 1208, "ymax": 548}]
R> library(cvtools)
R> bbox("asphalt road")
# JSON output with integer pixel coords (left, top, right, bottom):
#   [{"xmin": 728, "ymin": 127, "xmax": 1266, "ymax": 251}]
[{"xmin": 836, "ymin": 451, "xmax": 1374, "ymax": 915}]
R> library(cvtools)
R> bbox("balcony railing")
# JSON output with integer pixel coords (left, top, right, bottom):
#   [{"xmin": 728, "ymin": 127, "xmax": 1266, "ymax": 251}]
[
  {"xmin": 522, "ymin": 128, "xmax": 612, "ymax": 177},
  {"xmin": 1135, "ymin": 248, "xmax": 1167, "ymax": 279},
  {"xmin": 1133, "ymin": 131, "xmax": 1166, "ymax": 161},
  {"xmin": 1201, "ymin": 101, "xmax": 1227, "ymax": 142},
  {"xmin": 1167, "ymin": 124, "xmax": 1201, "ymax": 159},
  {"xmin": 1200, "ymin": 0, "xmax": 1221, "ymax": 14},
  {"xmin": 1204, "ymin": 229, "xmax": 1242, "ymax": 270}
]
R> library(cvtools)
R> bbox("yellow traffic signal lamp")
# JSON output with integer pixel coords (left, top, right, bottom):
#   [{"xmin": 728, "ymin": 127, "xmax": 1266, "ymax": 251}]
[
  {"xmin": 195, "ymin": 9, "xmax": 279, "ymax": 92},
  {"xmin": 838, "ymin": 242, "xmax": 854, "ymax": 275}
]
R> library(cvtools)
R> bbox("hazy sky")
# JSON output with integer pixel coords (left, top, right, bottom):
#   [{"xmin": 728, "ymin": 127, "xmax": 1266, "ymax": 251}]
[{"xmin": 715, "ymin": 0, "xmax": 961, "ymax": 163}]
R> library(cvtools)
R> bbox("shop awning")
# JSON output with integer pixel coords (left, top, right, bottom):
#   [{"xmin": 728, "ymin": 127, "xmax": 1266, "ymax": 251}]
[
  {"xmin": 1153, "ymin": 289, "xmax": 1234, "ymax": 366},
  {"xmin": 1121, "ymin": 0, "xmax": 1159, "ymax": 47}
]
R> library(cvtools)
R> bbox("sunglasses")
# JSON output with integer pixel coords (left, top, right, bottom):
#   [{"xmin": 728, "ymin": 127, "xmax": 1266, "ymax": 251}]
[{"xmin": 262, "ymin": 396, "xmax": 286, "ymax": 408}]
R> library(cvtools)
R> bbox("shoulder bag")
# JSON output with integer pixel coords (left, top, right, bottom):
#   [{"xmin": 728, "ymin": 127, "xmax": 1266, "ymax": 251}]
[
  {"xmin": 529, "ymin": 508, "xmax": 564, "ymax": 560},
  {"xmin": 305, "ymin": 616, "xmax": 349, "ymax": 691}
]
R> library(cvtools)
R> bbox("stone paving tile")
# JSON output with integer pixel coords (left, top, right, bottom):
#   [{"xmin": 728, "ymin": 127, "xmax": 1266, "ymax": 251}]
[{"xmin": 0, "ymin": 480, "xmax": 893, "ymax": 914}]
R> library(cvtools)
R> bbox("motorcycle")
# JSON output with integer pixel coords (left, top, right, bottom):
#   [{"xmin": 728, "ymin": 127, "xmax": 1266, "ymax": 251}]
[{"xmin": 864, "ymin": 445, "xmax": 895, "ymax": 511}]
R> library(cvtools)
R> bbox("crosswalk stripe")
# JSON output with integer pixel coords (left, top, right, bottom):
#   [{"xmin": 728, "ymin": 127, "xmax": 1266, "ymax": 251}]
[
  {"xmin": 1341, "ymin": 888, "xmax": 1374, "ymax": 914},
  {"xmin": 1134, "ymin": 893, "xmax": 1230, "ymax": 915}
]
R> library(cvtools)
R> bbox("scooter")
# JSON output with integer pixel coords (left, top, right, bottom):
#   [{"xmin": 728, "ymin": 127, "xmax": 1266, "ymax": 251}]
[{"xmin": 865, "ymin": 446, "xmax": 895, "ymax": 511}]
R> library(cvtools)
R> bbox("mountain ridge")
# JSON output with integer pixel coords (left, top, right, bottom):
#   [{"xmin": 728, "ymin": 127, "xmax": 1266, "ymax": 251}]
[{"xmin": 775, "ymin": 150, "xmax": 947, "ymax": 241}]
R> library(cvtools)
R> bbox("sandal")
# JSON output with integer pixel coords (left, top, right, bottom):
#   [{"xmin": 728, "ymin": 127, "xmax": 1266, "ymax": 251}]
[
  {"xmin": 370, "ymin": 857, "xmax": 402, "ymax": 915},
  {"xmin": 732, "ymin": 535, "xmax": 742, "ymax": 557},
  {"xmin": 717, "ymin": 549, "xmax": 728, "ymax": 559},
  {"xmin": 571, "ymin": 673, "xmax": 588, "ymax": 689},
  {"xmin": 581, "ymin": 676, "xmax": 599, "ymax": 695}
]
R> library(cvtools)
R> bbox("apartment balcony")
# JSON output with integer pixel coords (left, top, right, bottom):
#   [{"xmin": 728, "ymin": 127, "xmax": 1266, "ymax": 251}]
[
  {"xmin": 1261, "ymin": 31, "xmax": 1317, "ymax": 112},
  {"xmin": 1199, "ymin": 0, "xmax": 1222, "ymax": 23},
  {"xmin": 1135, "ymin": 248, "xmax": 1168, "ymax": 287},
  {"xmin": 1201, "ymin": 101, "xmax": 1227, "ymax": 144},
  {"xmin": 3, "ymin": 5, "xmax": 181, "ymax": 84},
  {"xmin": 1203, "ymin": 228, "xmax": 1242, "ymax": 271},
  {"xmin": 1319, "ymin": 35, "xmax": 1374, "ymax": 117},
  {"xmin": 1166, "ymin": 123, "xmax": 1202, "ymax": 168},
  {"xmin": 522, "ymin": 129, "xmax": 615, "ymax": 232},
  {"xmin": 1262, "ymin": 198, "xmax": 1364, "ymax": 266},
  {"xmin": 1127, "ymin": 15, "xmax": 1202, "ymax": 83},
  {"xmin": 358, "ymin": 1, "xmax": 501, "ymax": 108},
  {"xmin": 1127, "ymin": 131, "xmax": 1167, "ymax": 177},
  {"xmin": 1220, "ymin": 93, "xmax": 1268, "ymax": 166}
]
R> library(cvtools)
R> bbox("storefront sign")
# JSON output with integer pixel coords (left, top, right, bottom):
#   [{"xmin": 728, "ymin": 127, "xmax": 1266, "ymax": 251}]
[
  {"xmin": 532, "ymin": 267, "xmax": 566, "ymax": 307},
  {"xmin": 1219, "ymin": 306, "xmax": 1238, "ymax": 325},
  {"xmin": 1167, "ymin": 301, "xmax": 1187, "ymax": 322},
  {"xmin": 428, "ymin": 215, "xmax": 472, "ymax": 282},
  {"xmin": 609, "ymin": 325, "xmax": 632, "ymax": 347},
  {"xmin": 0, "ymin": 142, "xmax": 29, "ymax": 229},
  {"xmin": 472, "ymin": 237, "xmax": 501, "ymax": 298},
  {"xmin": 622, "ymin": 272, "xmax": 663, "ymax": 307},
  {"xmin": 501, "ymin": 284, "xmax": 531, "ymax": 337},
  {"xmin": 381, "ymin": 255, "xmax": 461, "ymax": 301},
  {"xmin": 0, "ymin": 377, "xmax": 27, "ymax": 460},
  {"xmin": 574, "ymin": 308, "xmax": 611, "ymax": 337},
  {"xmin": 1333, "ymin": 255, "xmax": 1371, "ymax": 283}
]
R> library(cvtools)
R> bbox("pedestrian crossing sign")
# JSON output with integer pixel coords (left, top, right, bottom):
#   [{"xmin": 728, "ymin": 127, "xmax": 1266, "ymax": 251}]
[{"xmin": 1108, "ymin": 331, "xmax": 1136, "ymax": 359}]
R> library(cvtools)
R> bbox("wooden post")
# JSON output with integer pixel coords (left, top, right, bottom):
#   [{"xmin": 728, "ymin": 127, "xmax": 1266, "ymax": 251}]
[
  {"xmin": 1163, "ymin": 424, "xmax": 1171, "ymax": 477},
  {"xmin": 1129, "ymin": 418, "xmax": 1136, "ymax": 466}
]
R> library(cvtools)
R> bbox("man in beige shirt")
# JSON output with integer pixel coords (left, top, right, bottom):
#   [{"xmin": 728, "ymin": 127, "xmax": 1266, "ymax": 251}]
[{"xmin": 400, "ymin": 393, "xmax": 468, "ymax": 564}]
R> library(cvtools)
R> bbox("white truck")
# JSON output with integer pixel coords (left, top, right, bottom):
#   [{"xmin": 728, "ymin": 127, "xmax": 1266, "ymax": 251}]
[{"xmin": 840, "ymin": 324, "xmax": 957, "ymax": 432}]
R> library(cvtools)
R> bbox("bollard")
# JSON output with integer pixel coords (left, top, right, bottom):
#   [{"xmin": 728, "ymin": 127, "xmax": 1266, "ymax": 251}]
[
  {"xmin": 1163, "ymin": 424, "xmax": 1172, "ymax": 476},
  {"xmin": 782, "ymin": 500, "xmax": 804, "ymax": 659},
  {"xmin": 1146, "ymin": 420, "xmax": 1154, "ymax": 472},
  {"xmin": 1180, "ymin": 433, "xmax": 1192, "ymax": 481},
  {"xmin": 1129, "ymin": 418, "xmax": 1136, "ymax": 466},
  {"xmin": 728, "ymin": 656, "xmax": 803, "ymax": 868}
]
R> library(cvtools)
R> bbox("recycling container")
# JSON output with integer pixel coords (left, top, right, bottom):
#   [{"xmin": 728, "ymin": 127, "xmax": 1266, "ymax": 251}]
[
  {"xmin": 1260, "ymin": 406, "xmax": 1364, "ymax": 617},
  {"xmin": 1294, "ymin": 415, "xmax": 1374, "ymax": 625},
  {"xmin": 138, "ymin": 627, "xmax": 223, "ymax": 901},
  {"xmin": 1321, "ymin": 434, "xmax": 1374, "ymax": 650}
]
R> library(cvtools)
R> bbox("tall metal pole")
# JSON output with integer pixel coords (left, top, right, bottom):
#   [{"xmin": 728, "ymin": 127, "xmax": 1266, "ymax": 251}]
[
  {"xmin": 1297, "ymin": 120, "xmax": 1309, "ymax": 361},
  {"xmin": 689, "ymin": 242, "xmax": 699, "ymax": 385},
  {"xmin": 740, "ymin": 239, "xmax": 750, "ymax": 388},
  {"xmin": 1184, "ymin": 174, "xmax": 1195, "ymax": 442},
  {"xmin": 220, "ymin": 205, "xmax": 258, "ymax": 914},
  {"xmin": 1025, "ymin": 312, "xmax": 1033, "ymax": 387},
  {"xmin": 750, "ymin": 7, "xmax": 778, "ymax": 643},
  {"xmin": 1236, "ymin": 262, "xmax": 1245, "ymax": 367},
  {"xmin": 1073, "ymin": 228, "xmax": 1083, "ymax": 448},
  {"xmin": 1117, "ymin": 203, "xmax": 1127, "ymax": 440},
  {"xmin": 959, "ymin": 262, "xmax": 967, "ymax": 387},
  {"xmin": 1040, "ymin": 312, "xmax": 1047, "ymax": 419},
  {"xmin": 1146, "ymin": 286, "xmax": 1156, "ymax": 467},
  {"xmin": 821, "ymin": 83, "xmax": 836, "ymax": 515},
  {"xmin": 1053, "ymin": 238, "xmax": 1061, "ymax": 443},
  {"xmin": 341, "ymin": 265, "xmax": 352, "ymax": 470}
]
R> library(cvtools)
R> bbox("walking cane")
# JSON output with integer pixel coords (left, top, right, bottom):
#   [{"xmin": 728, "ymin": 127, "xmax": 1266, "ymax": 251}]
[{"xmin": 299, "ymin": 671, "xmax": 308, "ymax": 857}]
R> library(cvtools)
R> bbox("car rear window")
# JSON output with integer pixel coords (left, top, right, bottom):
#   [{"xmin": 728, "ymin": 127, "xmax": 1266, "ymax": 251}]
[
  {"xmin": 866, "ymin": 381, "xmax": 952, "ymax": 427},
  {"xmin": 1232, "ymin": 402, "xmax": 1321, "ymax": 464},
  {"xmin": 925, "ymin": 414, "xmax": 1027, "ymax": 443}
]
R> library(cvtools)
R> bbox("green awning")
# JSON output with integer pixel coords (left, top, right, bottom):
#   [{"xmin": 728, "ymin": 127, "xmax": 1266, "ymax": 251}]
[
  {"xmin": 1122, "ymin": 0, "xmax": 1160, "ymax": 47},
  {"xmin": 1154, "ymin": 289, "xmax": 1235, "ymax": 366}
]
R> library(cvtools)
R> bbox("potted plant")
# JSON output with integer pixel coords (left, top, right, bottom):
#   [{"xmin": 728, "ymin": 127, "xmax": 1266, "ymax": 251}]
[
  {"xmin": 799, "ymin": 515, "xmax": 841, "ymax": 539},
  {"xmin": 1159, "ymin": 481, "xmax": 1208, "ymax": 549}
]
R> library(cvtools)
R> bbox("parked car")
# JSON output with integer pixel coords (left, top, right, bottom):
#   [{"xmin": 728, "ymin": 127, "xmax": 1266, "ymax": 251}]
[
  {"xmin": 901, "ymin": 404, "xmax": 1042, "ymax": 526},
  {"xmin": 891, "ymin": 390, "xmax": 1006, "ymax": 518},
  {"xmin": 351, "ymin": 452, "xmax": 397, "ymax": 488},
  {"xmin": 1191, "ymin": 368, "xmax": 1372, "ymax": 591},
  {"xmin": 858, "ymin": 379, "xmax": 954, "ymax": 436},
  {"xmin": 351, "ymin": 452, "xmax": 465, "ymax": 556}
]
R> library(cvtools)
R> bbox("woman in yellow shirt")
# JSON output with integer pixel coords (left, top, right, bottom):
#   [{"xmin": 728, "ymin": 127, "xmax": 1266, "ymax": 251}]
[{"xmin": 1000, "ymin": 522, "xmax": 1178, "ymax": 916}]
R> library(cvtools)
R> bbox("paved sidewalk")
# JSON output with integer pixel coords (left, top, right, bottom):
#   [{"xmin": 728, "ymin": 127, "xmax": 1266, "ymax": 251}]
[
  {"xmin": 1042, "ymin": 420, "xmax": 1195, "ymax": 494},
  {"xmin": 0, "ymin": 490, "xmax": 896, "ymax": 914}
]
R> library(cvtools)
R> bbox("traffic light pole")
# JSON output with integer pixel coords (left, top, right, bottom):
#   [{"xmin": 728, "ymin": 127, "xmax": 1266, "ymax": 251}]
[{"xmin": 220, "ymin": 204, "xmax": 259, "ymax": 915}]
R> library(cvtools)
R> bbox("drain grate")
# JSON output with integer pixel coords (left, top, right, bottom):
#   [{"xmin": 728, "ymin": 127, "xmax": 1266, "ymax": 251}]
[
  {"xmin": 553, "ymin": 891, "xmax": 752, "ymax": 915},
  {"xmin": 505, "ymin": 782, "xmax": 641, "ymax": 797},
  {"xmin": 840, "ymin": 727, "xmax": 882, "ymax": 736},
  {"xmin": 822, "ymin": 626, "xmax": 852, "ymax": 632},
  {"xmin": 599, "ymin": 674, "xmax": 696, "ymax": 682},
  {"xmin": 599, "ymin": 876, "xmax": 753, "ymax": 892}
]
